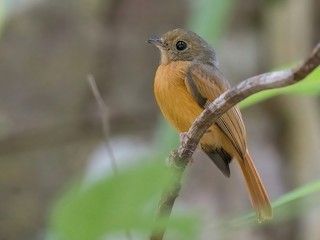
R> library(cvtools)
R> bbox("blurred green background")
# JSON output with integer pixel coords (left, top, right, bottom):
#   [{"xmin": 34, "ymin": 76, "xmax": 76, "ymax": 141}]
[{"xmin": 0, "ymin": 0, "xmax": 319, "ymax": 240}]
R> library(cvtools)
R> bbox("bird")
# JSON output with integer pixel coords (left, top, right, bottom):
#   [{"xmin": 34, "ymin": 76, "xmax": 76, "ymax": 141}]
[{"xmin": 148, "ymin": 28, "xmax": 272, "ymax": 222}]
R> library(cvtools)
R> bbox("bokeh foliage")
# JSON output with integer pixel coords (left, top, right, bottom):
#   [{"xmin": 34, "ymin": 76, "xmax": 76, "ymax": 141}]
[{"xmin": 49, "ymin": 160, "xmax": 198, "ymax": 240}]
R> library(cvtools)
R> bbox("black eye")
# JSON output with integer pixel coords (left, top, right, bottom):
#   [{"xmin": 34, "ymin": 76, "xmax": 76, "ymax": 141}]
[{"xmin": 175, "ymin": 41, "xmax": 187, "ymax": 51}]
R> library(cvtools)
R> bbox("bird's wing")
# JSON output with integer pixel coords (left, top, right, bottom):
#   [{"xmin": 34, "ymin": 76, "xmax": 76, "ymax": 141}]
[{"xmin": 185, "ymin": 63, "xmax": 247, "ymax": 157}]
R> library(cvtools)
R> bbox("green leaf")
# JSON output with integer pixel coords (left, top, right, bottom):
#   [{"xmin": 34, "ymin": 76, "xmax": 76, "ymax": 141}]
[
  {"xmin": 0, "ymin": 1, "xmax": 7, "ymax": 34},
  {"xmin": 188, "ymin": 0, "xmax": 233, "ymax": 43},
  {"xmin": 273, "ymin": 179, "xmax": 320, "ymax": 208},
  {"xmin": 216, "ymin": 178, "xmax": 320, "ymax": 232},
  {"xmin": 49, "ymin": 160, "xmax": 197, "ymax": 240},
  {"xmin": 239, "ymin": 66, "xmax": 320, "ymax": 108}
]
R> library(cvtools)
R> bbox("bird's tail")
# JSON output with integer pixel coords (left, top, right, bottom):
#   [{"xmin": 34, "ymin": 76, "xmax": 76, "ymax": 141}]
[{"xmin": 238, "ymin": 152, "xmax": 272, "ymax": 222}]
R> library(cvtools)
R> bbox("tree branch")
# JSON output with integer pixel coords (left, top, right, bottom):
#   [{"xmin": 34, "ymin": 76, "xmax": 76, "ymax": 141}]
[{"xmin": 150, "ymin": 42, "xmax": 320, "ymax": 240}]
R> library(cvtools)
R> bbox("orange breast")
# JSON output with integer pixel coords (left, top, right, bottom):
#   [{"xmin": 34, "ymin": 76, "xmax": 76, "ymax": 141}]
[
  {"xmin": 154, "ymin": 61, "xmax": 203, "ymax": 132},
  {"xmin": 153, "ymin": 61, "xmax": 230, "ymax": 151}
]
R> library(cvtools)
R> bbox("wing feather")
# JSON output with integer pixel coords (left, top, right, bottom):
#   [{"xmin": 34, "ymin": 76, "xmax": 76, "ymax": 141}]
[{"xmin": 185, "ymin": 63, "xmax": 247, "ymax": 157}]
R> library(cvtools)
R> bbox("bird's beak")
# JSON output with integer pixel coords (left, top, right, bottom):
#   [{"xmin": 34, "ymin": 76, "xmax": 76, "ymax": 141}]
[{"xmin": 147, "ymin": 37, "xmax": 163, "ymax": 46}]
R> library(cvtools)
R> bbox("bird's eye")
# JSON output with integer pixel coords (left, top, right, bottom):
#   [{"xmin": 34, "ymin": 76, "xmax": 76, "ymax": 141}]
[{"xmin": 175, "ymin": 41, "xmax": 187, "ymax": 51}]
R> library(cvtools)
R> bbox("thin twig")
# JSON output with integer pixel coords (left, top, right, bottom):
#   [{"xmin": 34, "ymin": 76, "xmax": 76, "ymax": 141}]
[
  {"xmin": 87, "ymin": 75, "xmax": 132, "ymax": 240},
  {"xmin": 87, "ymin": 75, "xmax": 118, "ymax": 174},
  {"xmin": 149, "ymin": 43, "xmax": 320, "ymax": 240}
]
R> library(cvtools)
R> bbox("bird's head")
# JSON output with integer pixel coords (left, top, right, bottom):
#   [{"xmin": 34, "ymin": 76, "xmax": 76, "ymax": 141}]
[{"xmin": 148, "ymin": 28, "xmax": 217, "ymax": 65}]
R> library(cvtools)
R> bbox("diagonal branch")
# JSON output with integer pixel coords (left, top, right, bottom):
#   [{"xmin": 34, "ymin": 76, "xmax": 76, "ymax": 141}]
[{"xmin": 150, "ymin": 42, "xmax": 320, "ymax": 240}]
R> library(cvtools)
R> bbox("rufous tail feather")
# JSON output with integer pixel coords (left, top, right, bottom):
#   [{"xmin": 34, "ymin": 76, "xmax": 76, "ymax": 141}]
[{"xmin": 237, "ymin": 151, "xmax": 272, "ymax": 222}]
